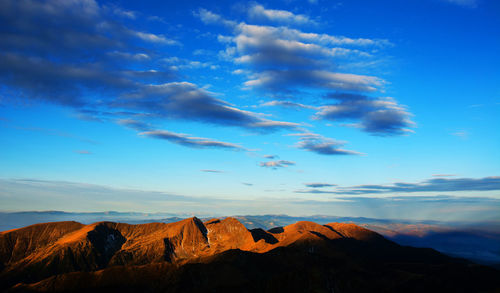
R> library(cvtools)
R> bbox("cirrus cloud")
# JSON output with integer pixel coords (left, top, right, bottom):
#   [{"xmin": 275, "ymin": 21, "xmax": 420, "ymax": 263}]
[{"xmin": 260, "ymin": 160, "xmax": 296, "ymax": 169}]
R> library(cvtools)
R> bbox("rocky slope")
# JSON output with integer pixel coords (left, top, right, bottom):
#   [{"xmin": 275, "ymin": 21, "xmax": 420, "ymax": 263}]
[{"xmin": 0, "ymin": 217, "xmax": 499, "ymax": 292}]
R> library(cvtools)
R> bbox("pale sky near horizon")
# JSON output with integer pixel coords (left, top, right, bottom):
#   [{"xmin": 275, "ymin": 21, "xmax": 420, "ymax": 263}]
[{"xmin": 0, "ymin": 0, "xmax": 499, "ymax": 221}]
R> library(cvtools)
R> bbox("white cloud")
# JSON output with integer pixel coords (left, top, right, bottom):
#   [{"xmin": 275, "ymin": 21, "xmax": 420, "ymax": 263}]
[
  {"xmin": 195, "ymin": 8, "xmax": 237, "ymax": 27},
  {"xmin": 133, "ymin": 31, "xmax": 179, "ymax": 45},
  {"xmin": 248, "ymin": 4, "xmax": 315, "ymax": 25},
  {"xmin": 112, "ymin": 7, "xmax": 137, "ymax": 19},
  {"xmin": 244, "ymin": 70, "xmax": 383, "ymax": 92}
]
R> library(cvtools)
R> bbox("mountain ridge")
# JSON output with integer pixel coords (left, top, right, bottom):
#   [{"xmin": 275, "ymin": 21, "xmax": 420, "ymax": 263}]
[{"xmin": 1, "ymin": 217, "xmax": 499, "ymax": 292}]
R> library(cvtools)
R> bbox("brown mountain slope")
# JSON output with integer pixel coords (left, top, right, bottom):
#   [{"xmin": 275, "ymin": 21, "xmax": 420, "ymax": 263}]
[{"xmin": 1, "ymin": 217, "xmax": 499, "ymax": 292}]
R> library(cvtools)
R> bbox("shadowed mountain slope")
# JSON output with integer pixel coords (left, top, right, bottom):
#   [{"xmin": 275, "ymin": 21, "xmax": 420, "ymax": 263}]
[{"xmin": 1, "ymin": 217, "xmax": 499, "ymax": 292}]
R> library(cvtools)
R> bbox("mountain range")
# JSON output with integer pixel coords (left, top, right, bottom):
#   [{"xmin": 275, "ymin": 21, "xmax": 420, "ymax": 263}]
[
  {"xmin": 2, "ymin": 211, "xmax": 499, "ymax": 267},
  {"xmin": 1, "ymin": 217, "xmax": 499, "ymax": 292}
]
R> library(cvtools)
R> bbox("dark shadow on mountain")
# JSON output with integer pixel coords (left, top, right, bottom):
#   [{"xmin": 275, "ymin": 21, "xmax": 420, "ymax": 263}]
[
  {"xmin": 322, "ymin": 224, "xmax": 344, "ymax": 238},
  {"xmin": 389, "ymin": 230, "xmax": 500, "ymax": 266},
  {"xmin": 249, "ymin": 228, "xmax": 278, "ymax": 244},
  {"xmin": 268, "ymin": 226, "xmax": 284, "ymax": 234}
]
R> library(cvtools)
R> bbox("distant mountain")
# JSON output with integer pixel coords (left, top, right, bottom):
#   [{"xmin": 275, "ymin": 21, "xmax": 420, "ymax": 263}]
[
  {"xmin": 0, "ymin": 211, "xmax": 190, "ymax": 231},
  {"xmin": 1, "ymin": 218, "xmax": 499, "ymax": 292},
  {"xmin": 0, "ymin": 212, "xmax": 421, "ymax": 232}
]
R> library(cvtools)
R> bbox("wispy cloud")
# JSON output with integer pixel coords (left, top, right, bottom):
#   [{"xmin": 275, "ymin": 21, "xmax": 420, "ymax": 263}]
[
  {"xmin": 133, "ymin": 31, "xmax": 179, "ymax": 45},
  {"xmin": 304, "ymin": 183, "xmax": 337, "ymax": 188},
  {"xmin": 260, "ymin": 100, "xmax": 318, "ymax": 110},
  {"xmin": 1, "ymin": 122, "xmax": 98, "ymax": 144},
  {"xmin": 116, "ymin": 119, "xmax": 152, "ymax": 131},
  {"xmin": 260, "ymin": 160, "xmax": 296, "ymax": 169},
  {"xmin": 297, "ymin": 176, "xmax": 500, "ymax": 195},
  {"xmin": 74, "ymin": 150, "xmax": 92, "ymax": 155},
  {"xmin": 2, "ymin": 178, "xmax": 499, "ymax": 221},
  {"xmin": 248, "ymin": 4, "xmax": 315, "ymax": 25},
  {"xmin": 245, "ymin": 70, "xmax": 383, "ymax": 93},
  {"xmin": 201, "ymin": 169, "xmax": 224, "ymax": 173},
  {"xmin": 140, "ymin": 130, "xmax": 245, "ymax": 151},
  {"xmin": 443, "ymin": 0, "xmax": 478, "ymax": 8},
  {"xmin": 110, "ymin": 6, "xmax": 137, "ymax": 19},
  {"xmin": 114, "ymin": 82, "xmax": 299, "ymax": 133},
  {"xmin": 263, "ymin": 154, "xmax": 278, "ymax": 159},
  {"xmin": 195, "ymin": 8, "xmax": 237, "ymax": 27},
  {"xmin": 452, "ymin": 130, "xmax": 469, "ymax": 139},
  {"xmin": 290, "ymin": 132, "xmax": 361, "ymax": 155}
]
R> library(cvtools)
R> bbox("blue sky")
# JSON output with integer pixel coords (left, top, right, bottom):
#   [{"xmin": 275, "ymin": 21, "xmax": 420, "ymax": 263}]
[{"xmin": 0, "ymin": 0, "xmax": 499, "ymax": 220}]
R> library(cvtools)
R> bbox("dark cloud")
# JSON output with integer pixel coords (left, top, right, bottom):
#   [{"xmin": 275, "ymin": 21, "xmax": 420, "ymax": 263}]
[
  {"xmin": 304, "ymin": 183, "xmax": 337, "ymax": 188},
  {"xmin": 114, "ymin": 82, "xmax": 298, "ymax": 132},
  {"xmin": 0, "ymin": 53, "xmax": 134, "ymax": 107},
  {"xmin": 315, "ymin": 93, "xmax": 414, "ymax": 136},
  {"xmin": 0, "ymin": 0, "xmax": 177, "ymax": 107},
  {"xmin": 209, "ymin": 20, "xmax": 387, "ymax": 94},
  {"xmin": 260, "ymin": 160, "xmax": 296, "ymax": 169},
  {"xmin": 140, "ymin": 130, "xmax": 244, "ymax": 151},
  {"xmin": 0, "ymin": 0, "xmax": 301, "ymax": 152},
  {"xmin": 297, "ymin": 176, "xmax": 500, "ymax": 195},
  {"xmin": 198, "ymin": 9, "xmax": 414, "ymax": 138}
]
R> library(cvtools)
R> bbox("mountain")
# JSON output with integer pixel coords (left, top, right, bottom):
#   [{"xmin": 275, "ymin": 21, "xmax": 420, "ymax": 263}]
[
  {"xmin": 2, "ymin": 211, "xmax": 500, "ymax": 268},
  {"xmin": 1, "ymin": 217, "xmax": 499, "ymax": 292}
]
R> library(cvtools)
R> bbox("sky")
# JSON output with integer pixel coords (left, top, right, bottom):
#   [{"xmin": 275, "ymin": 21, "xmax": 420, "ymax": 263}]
[{"xmin": 0, "ymin": 0, "xmax": 499, "ymax": 221}]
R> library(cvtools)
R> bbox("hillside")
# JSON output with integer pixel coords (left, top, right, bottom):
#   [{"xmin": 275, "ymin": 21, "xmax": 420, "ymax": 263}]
[{"xmin": 1, "ymin": 217, "xmax": 499, "ymax": 292}]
